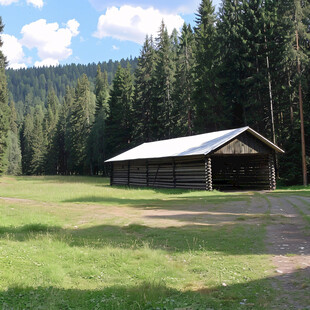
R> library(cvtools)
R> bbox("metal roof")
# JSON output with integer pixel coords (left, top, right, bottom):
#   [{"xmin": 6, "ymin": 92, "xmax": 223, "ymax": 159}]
[{"xmin": 105, "ymin": 126, "xmax": 284, "ymax": 162}]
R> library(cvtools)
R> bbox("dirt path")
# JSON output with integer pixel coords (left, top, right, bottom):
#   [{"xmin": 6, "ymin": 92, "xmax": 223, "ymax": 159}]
[{"xmin": 264, "ymin": 194, "xmax": 310, "ymax": 309}]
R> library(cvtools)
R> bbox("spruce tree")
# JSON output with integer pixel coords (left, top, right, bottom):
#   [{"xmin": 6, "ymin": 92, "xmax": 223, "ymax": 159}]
[
  {"xmin": 94, "ymin": 65, "xmax": 109, "ymax": 116},
  {"xmin": 217, "ymin": 0, "xmax": 246, "ymax": 128},
  {"xmin": 44, "ymin": 89, "xmax": 59, "ymax": 174},
  {"xmin": 88, "ymin": 66, "xmax": 110, "ymax": 175},
  {"xmin": 68, "ymin": 74, "xmax": 95, "ymax": 174},
  {"xmin": 133, "ymin": 35, "xmax": 157, "ymax": 144},
  {"xmin": 30, "ymin": 108, "xmax": 46, "ymax": 175},
  {"xmin": 5, "ymin": 101, "xmax": 21, "ymax": 175},
  {"xmin": 21, "ymin": 113, "xmax": 34, "ymax": 175},
  {"xmin": 0, "ymin": 17, "xmax": 9, "ymax": 174},
  {"xmin": 154, "ymin": 21, "xmax": 176, "ymax": 139},
  {"xmin": 55, "ymin": 86, "xmax": 74, "ymax": 174},
  {"xmin": 193, "ymin": 0, "xmax": 225, "ymax": 132},
  {"xmin": 174, "ymin": 23, "xmax": 195, "ymax": 136},
  {"xmin": 106, "ymin": 65, "xmax": 134, "ymax": 157}
]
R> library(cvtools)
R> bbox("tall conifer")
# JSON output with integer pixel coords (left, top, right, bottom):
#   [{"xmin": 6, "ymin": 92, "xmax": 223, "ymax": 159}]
[
  {"xmin": 106, "ymin": 65, "xmax": 134, "ymax": 157},
  {"xmin": 154, "ymin": 21, "xmax": 176, "ymax": 139},
  {"xmin": 0, "ymin": 17, "xmax": 9, "ymax": 174},
  {"xmin": 194, "ymin": 0, "xmax": 224, "ymax": 132},
  {"xmin": 68, "ymin": 74, "xmax": 94, "ymax": 174},
  {"xmin": 133, "ymin": 36, "xmax": 157, "ymax": 143},
  {"xmin": 174, "ymin": 23, "xmax": 195, "ymax": 136}
]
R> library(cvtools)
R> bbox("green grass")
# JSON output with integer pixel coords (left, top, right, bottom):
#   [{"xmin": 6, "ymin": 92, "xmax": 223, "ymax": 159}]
[
  {"xmin": 0, "ymin": 176, "xmax": 279, "ymax": 309},
  {"xmin": 276, "ymin": 184, "xmax": 310, "ymax": 196}
]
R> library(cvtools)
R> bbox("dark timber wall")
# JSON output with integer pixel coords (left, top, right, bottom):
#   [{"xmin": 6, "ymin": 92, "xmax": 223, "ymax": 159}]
[{"xmin": 110, "ymin": 132, "xmax": 277, "ymax": 191}]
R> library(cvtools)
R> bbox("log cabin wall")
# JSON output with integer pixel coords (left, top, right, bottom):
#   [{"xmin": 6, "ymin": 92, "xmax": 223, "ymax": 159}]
[
  {"xmin": 110, "ymin": 131, "xmax": 278, "ymax": 190},
  {"xmin": 112, "ymin": 162, "xmax": 129, "ymax": 185},
  {"xmin": 111, "ymin": 156, "xmax": 206, "ymax": 189}
]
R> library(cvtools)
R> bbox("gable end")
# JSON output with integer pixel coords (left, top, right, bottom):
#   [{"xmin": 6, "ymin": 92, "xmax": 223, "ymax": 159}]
[{"xmin": 213, "ymin": 131, "xmax": 272, "ymax": 155}]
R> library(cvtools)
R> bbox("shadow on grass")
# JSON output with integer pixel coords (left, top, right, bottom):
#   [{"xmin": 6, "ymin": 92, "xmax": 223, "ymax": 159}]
[
  {"xmin": 62, "ymin": 194, "xmax": 251, "ymax": 208},
  {"xmin": 1, "ymin": 268, "xmax": 309, "ymax": 309},
  {"xmin": 0, "ymin": 221, "xmax": 287, "ymax": 255},
  {"xmin": 14, "ymin": 175, "xmax": 110, "ymax": 184}
]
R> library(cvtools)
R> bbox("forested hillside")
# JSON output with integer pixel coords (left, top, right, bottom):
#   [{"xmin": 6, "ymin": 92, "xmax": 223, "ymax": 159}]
[
  {"xmin": 0, "ymin": 0, "xmax": 309, "ymax": 185},
  {"xmin": 6, "ymin": 58, "xmax": 138, "ymax": 124}
]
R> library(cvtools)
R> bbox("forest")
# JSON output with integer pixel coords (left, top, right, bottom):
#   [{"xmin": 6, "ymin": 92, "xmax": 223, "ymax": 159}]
[{"xmin": 0, "ymin": 0, "xmax": 309, "ymax": 185}]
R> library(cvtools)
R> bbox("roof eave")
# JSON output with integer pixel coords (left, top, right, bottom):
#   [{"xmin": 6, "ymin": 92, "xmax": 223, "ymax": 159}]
[{"xmin": 246, "ymin": 127, "xmax": 285, "ymax": 153}]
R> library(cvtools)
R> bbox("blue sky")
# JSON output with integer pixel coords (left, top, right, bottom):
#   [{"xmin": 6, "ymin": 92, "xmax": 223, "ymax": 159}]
[{"xmin": 0, "ymin": 0, "xmax": 221, "ymax": 69}]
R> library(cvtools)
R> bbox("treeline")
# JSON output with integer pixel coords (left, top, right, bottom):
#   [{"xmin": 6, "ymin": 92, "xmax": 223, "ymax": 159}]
[
  {"xmin": 5, "ymin": 58, "xmax": 138, "ymax": 124},
  {"xmin": 0, "ymin": 0, "xmax": 309, "ymax": 184}
]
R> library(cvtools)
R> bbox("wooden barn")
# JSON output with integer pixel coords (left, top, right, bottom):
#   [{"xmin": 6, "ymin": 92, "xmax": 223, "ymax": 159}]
[{"xmin": 105, "ymin": 127, "xmax": 284, "ymax": 190}]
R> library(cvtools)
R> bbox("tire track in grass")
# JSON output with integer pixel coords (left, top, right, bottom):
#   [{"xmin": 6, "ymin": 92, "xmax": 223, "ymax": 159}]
[{"xmin": 264, "ymin": 194, "xmax": 310, "ymax": 309}]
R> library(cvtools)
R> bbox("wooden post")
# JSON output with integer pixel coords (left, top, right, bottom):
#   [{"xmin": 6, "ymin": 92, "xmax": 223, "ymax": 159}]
[
  {"xmin": 146, "ymin": 160, "xmax": 149, "ymax": 187},
  {"xmin": 268, "ymin": 154, "xmax": 276, "ymax": 190},
  {"xmin": 205, "ymin": 157, "xmax": 212, "ymax": 191},
  {"xmin": 110, "ymin": 163, "xmax": 113, "ymax": 186},
  {"xmin": 127, "ymin": 161, "xmax": 130, "ymax": 186},
  {"xmin": 172, "ymin": 159, "xmax": 176, "ymax": 188}
]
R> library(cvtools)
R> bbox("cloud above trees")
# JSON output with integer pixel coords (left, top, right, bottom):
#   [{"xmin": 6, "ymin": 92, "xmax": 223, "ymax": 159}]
[
  {"xmin": 88, "ymin": 0, "xmax": 200, "ymax": 14},
  {"xmin": 1, "ymin": 34, "xmax": 27, "ymax": 69},
  {"xmin": 94, "ymin": 5, "xmax": 184, "ymax": 44},
  {"xmin": 2, "ymin": 18, "xmax": 79, "ymax": 68},
  {"xmin": 20, "ymin": 19, "xmax": 80, "ymax": 67}
]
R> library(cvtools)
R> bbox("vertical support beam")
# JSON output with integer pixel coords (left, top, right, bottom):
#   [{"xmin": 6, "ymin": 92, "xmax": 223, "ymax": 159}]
[
  {"xmin": 127, "ymin": 161, "xmax": 130, "ymax": 186},
  {"xmin": 146, "ymin": 160, "xmax": 149, "ymax": 187},
  {"xmin": 268, "ymin": 154, "xmax": 276, "ymax": 190},
  {"xmin": 110, "ymin": 163, "xmax": 113, "ymax": 186},
  {"xmin": 205, "ymin": 156, "xmax": 212, "ymax": 191},
  {"xmin": 172, "ymin": 159, "xmax": 176, "ymax": 188}
]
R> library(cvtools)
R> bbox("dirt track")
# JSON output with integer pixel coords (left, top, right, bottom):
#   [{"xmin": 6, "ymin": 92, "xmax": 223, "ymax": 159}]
[{"xmin": 265, "ymin": 194, "xmax": 310, "ymax": 309}]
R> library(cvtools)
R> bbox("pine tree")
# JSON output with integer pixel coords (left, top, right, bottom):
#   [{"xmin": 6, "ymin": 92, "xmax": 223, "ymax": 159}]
[
  {"xmin": 106, "ymin": 65, "xmax": 134, "ymax": 157},
  {"xmin": 68, "ymin": 74, "xmax": 95, "ymax": 174},
  {"xmin": 174, "ymin": 23, "xmax": 195, "ymax": 136},
  {"xmin": 44, "ymin": 89, "xmax": 59, "ymax": 174},
  {"xmin": 88, "ymin": 66, "xmax": 110, "ymax": 175},
  {"xmin": 30, "ymin": 108, "xmax": 46, "ymax": 175},
  {"xmin": 21, "ymin": 113, "xmax": 34, "ymax": 175},
  {"xmin": 154, "ymin": 21, "xmax": 176, "ymax": 139},
  {"xmin": 94, "ymin": 65, "xmax": 109, "ymax": 116},
  {"xmin": 54, "ymin": 86, "xmax": 74, "ymax": 174},
  {"xmin": 133, "ymin": 35, "xmax": 157, "ymax": 143},
  {"xmin": 0, "ymin": 17, "xmax": 9, "ymax": 174},
  {"xmin": 193, "ymin": 0, "xmax": 224, "ymax": 133},
  {"xmin": 5, "ymin": 100, "xmax": 21, "ymax": 175}
]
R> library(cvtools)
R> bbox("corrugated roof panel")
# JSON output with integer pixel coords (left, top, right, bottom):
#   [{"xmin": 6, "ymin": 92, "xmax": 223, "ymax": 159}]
[{"xmin": 105, "ymin": 126, "xmax": 284, "ymax": 162}]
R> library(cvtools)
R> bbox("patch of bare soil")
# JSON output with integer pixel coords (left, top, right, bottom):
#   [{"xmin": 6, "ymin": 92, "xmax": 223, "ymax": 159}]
[
  {"xmin": 141, "ymin": 198, "xmax": 264, "ymax": 227},
  {"xmin": 0, "ymin": 196, "xmax": 33, "ymax": 204},
  {"xmin": 266, "ymin": 195, "xmax": 310, "ymax": 309}
]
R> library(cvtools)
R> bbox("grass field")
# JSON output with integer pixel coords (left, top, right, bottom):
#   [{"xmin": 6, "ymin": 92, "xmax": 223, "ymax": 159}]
[{"xmin": 0, "ymin": 176, "xmax": 309, "ymax": 309}]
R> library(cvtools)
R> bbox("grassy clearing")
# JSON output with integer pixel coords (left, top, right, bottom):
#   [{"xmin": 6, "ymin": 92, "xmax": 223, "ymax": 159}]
[
  {"xmin": 0, "ymin": 176, "xmax": 277, "ymax": 309},
  {"xmin": 276, "ymin": 184, "xmax": 310, "ymax": 196}
]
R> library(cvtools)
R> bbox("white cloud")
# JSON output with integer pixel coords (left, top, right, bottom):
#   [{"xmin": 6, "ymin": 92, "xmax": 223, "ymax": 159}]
[
  {"xmin": 112, "ymin": 45, "xmax": 119, "ymax": 50},
  {"xmin": 20, "ymin": 19, "xmax": 80, "ymax": 65},
  {"xmin": 0, "ymin": 0, "xmax": 44, "ymax": 7},
  {"xmin": 1, "ymin": 34, "xmax": 27, "ymax": 69},
  {"xmin": 0, "ymin": 0, "xmax": 18, "ymax": 5},
  {"xmin": 94, "ymin": 5, "xmax": 184, "ymax": 44},
  {"xmin": 34, "ymin": 58, "xmax": 59, "ymax": 67},
  {"xmin": 26, "ymin": 0, "xmax": 43, "ymax": 8},
  {"xmin": 66, "ymin": 19, "xmax": 79, "ymax": 36},
  {"xmin": 88, "ymin": 0, "xmax": 203, "ymax": 14}
]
